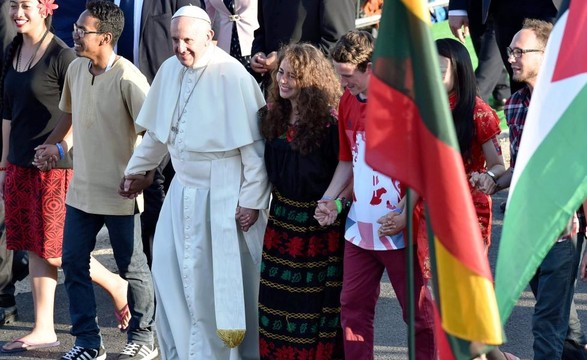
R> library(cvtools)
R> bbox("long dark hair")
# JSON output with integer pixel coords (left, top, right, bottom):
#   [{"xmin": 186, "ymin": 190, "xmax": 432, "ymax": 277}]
[
  {"xmin": 436, "ymin": 38, "xmax": 477, "ymax": 161},
  {"xmin": 261, "ymin": 43, "xmax": 341, "ymax": 155},
  {"xmin": 0, "ymin": 6, "xmax": 53, "ymax": 111}
]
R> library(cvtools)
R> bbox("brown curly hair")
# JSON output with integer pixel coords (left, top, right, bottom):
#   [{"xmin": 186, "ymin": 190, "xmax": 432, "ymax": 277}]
[{"xmin": 261, "ymin": 43, "xmax": 342, "ymax": 155}]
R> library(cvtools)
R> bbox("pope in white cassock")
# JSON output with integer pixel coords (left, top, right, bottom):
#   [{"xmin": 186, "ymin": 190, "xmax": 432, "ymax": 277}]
[{"xmin": 122, "ymin": 5, "xmax": 269, "ymax": 360}]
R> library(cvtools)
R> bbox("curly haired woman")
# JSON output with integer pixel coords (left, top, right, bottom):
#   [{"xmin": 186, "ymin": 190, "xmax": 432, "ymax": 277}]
[{"xmin": 258, "ymin": 43, "xmax": 346, "ymax": 359}]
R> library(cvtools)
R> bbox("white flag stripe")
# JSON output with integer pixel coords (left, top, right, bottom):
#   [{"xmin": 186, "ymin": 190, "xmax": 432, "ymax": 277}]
[{"xmin": 509, "ymin": 11, "xmax": 587, "ymax": 193}]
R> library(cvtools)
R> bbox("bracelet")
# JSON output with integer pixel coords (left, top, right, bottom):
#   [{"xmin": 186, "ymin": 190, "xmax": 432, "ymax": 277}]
[
  {"xmin": 0, "ymin": 166, "xmax": 6, "ymax": 171},
  {"xmin": 486, "ymin": 170, "xmax": 497, "ymax": 183},
  {"xmin": 321, "ymin": 195, "xmax": 334, "ymax": 201},
  {"xmin": 339, "ymin": 197, "xmax": 352, "ymax": 209},
  {"xmin": 55, "ymin": 142, "xmax": 65, "ymax": 160},
  {"xmin": 334, "ymin": 199, "xmax": 343, "ymax": 214}
]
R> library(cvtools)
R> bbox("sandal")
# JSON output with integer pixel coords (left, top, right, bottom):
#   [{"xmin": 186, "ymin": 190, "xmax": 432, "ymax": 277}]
[
  {"xmin": 114, "ymin": 303, "xmax": 130, "ymax": 332},
  {"xmin": 1, "ymin": 338, "xmax": 60, "ymax": 353},
  {"xmin": 502, "ymin": 352, "xmax": 520, "ymax": 360}
]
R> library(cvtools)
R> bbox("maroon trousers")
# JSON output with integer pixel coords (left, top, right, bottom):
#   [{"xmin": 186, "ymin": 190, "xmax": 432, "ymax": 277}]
[{"xmin": 340, "ymin": 241, "xmax": 436, "ymax": 359}]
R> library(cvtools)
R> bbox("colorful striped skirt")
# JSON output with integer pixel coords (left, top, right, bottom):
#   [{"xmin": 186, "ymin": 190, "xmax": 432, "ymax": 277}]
[{"xmin": 259, "ymin": 190, "xmax": 346, "ymax": 359}]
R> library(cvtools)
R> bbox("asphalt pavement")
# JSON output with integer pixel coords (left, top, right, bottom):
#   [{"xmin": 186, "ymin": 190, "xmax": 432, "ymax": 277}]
[
  {"xmin": 1, "ymin": 190, "xmax": 586, "ymax": 359},
  {"xmin": 372, "ymin": 190, "xmax": 587, "ymax": 359},
  {"xmin": 0, "ymin": 227, "xmax": 140, "ymax": 360}
]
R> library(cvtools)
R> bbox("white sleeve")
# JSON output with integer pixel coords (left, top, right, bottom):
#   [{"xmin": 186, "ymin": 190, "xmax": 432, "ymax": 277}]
[
  {"xmin": 125, "ymin": 130, "xmax": 169, "ymax": 176},
  {"xmin": 237, "ymin": 139, "xmax": 270, "ymax": 210}
]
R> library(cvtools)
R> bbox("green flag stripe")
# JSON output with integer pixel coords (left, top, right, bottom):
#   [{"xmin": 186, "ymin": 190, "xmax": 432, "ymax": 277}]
[
  {"xmin": 373, "ymin": 0, "xmax": 457, "ymax": 149},
  {"xmin": 496, "ymin": 85, "xmax": 587, "ymax": 321}
]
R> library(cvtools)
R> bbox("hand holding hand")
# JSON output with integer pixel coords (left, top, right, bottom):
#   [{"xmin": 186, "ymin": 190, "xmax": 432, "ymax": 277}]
[
  {"xmin": 33, "ymin": 144, "xmax": 59, "ymax": 171},
  {"xmin": 119, "ymin": 177, "xmax": 139, "ymax": 199},
  {"xmin": 118, "ymin": 171, "xmax": 155, "ymax": 199},
  {"xmin": 314, "ymin": 200, "xmax": 338, "ymax": 226},
  {"xmin": 377, "ymin": 210, "xmax": 405, "ymax": 237},
  {"xmin": 469, "ymin": 171, "xmax": 497, "ymax": 195},
  {"xmin": 236, "ymin": 206, "xmax": 259, "ymax": 232}
]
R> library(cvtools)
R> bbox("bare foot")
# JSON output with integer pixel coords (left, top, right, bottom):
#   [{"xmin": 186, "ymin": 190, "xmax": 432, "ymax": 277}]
[
  {"xmin": 3, "ymin": 329, "xmax": 59, "ymax": 352},
  {"xmin": 112, "ymin": 277, "xmax": 130, "ymax": 331}
]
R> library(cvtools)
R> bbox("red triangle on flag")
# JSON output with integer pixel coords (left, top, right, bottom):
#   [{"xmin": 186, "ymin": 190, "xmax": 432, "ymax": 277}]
[{"xmin": 552, "ymin": 1, "xmax": 587, "ymax": 82}]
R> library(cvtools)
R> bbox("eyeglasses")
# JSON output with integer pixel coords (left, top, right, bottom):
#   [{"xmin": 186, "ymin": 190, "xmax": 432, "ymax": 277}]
[
  {"xmin": 506, "ymin": 47, "xmax": 544, "ymax": 59},
  {"xmin": 72, "ymin": 23, "xmax": 104, "ymax": 38}
]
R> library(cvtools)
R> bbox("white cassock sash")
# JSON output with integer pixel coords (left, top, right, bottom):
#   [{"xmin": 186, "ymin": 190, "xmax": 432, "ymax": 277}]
[{"xmin": 209, "ymin": 153, "xmax": 246, "ymax": 347}]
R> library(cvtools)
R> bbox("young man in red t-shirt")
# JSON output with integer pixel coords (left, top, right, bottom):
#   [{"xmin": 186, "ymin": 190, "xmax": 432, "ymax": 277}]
[{"xmin": 315, "ymin": 30, "xmax": 436, "ymax": 360}]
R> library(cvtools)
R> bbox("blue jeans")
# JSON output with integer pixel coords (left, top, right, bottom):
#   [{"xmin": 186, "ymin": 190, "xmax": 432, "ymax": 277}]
[
  {"xmin": 62, "ymin": 205, "xmax": 155, "ymax": 349},
  {"xmin": 530, "ymin": 238, "xmax": 578, "ymax": 360},
  {"xmin": 567, "ymin": 232, "xmax": 586, "ymax": 345}
]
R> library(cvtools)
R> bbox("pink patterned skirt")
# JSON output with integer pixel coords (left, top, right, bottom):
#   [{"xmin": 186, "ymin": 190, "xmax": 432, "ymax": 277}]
[{"xmin": 4, "ymin": 163, "xmax": 72, "ymax": 259}]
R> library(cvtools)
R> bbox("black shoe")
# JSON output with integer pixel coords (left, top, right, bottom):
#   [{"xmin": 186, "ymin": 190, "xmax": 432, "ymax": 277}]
[
  {"xmin": 562, "ymin": 339, "xmax": 587, "ymax": 360},
  {"xmin": 118, "ymin": 342, "xmax": 158, "ymax": 360},
  {"xmin": 0, "ymin": 306, "xmax": 18, "ymax": 326},
  {"xmin": 61, "ymin": 345, "xmax": 106, "ymax": 360}
]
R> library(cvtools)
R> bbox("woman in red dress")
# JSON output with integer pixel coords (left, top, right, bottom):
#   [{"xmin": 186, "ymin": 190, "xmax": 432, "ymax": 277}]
[
  {"xmin": 436, "ymin": 37, "xmax": 505, "ymax": 250},
  {"xmin": 380, "ymin": 38, "xmax": 513, "ymax": 360},
  {"xmin": 403, "ymin": 38, "xmax": 506, "ymax": 280}
]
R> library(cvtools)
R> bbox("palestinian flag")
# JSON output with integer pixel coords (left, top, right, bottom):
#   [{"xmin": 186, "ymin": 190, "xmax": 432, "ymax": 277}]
[
  {"xmin": 495, "ymin": 0, "xmax": 587, "ymax": 324},
  {"xmin": 364, "ymin": 0, "xmax": 503, "ymax": 357}
]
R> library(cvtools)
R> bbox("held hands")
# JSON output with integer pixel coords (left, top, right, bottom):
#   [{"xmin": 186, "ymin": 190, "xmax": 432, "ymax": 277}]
[
  {"xmin": 251, "ymin": 51, "xmax": 277, "ymax": 74},
  {"xmin": 118, "ymin": 171, "xmax": 155, "ymax": 199},
  {"xmin": 33, "ymin": 144, "xmax": 60, "ymax": 171},
  {"xmin": 469, "ymin": 171, "xmax": 498, "ymax": 195},
  {"xmin": 236, "ymin": 206, "xmax": 259, "ymax": 232},
  {"xmin": 314, "ymin": 200, "xmax": 338, "ymax": 226},
  {"xmin": 377, "ymin": 210, "xmax": 406, "ymax": 237}
]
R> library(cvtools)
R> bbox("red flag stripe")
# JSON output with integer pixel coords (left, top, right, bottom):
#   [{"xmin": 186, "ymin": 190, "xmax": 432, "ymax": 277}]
[
  {"xmin": 366, "ymin": 75, "xmax": 492, "ymax": 279},
  {"xmin": 552, "ymin": 1, "xmax": 587, "ymax": 81}
]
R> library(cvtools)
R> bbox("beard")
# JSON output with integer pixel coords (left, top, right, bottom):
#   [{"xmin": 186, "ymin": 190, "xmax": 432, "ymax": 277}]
[{"xmin": 512, "ymin": 68, "xmax": 538, "ymax": 84}]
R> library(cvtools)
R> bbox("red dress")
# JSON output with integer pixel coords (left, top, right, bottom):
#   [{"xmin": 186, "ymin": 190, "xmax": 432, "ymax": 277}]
[{"xmin": 415, "ymin": 95, "xmax": 501, "ymax": 279}]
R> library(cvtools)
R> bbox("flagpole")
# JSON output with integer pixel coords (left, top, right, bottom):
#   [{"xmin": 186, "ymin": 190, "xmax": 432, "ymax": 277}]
[{"xmin": 406, "ymin": 188, "xmax": 415, "ymax": 360}]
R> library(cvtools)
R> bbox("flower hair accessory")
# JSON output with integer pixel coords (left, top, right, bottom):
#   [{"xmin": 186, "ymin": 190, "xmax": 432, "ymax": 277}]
[{"xmin": 38, "ymin": 0, "xmax": 58, "ymax": 16}]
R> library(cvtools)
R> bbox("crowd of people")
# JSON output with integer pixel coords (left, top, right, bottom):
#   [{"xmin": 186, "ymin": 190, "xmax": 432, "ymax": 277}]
[{"xmin": 0, "ymin": 0, "xmax": 583, "ymax": 360}]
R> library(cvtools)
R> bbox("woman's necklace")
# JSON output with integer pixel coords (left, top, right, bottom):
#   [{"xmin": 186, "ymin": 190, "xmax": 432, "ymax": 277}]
[{"xmin": 16, "ymin": 29, "xmax": 49, "ymax": 72}]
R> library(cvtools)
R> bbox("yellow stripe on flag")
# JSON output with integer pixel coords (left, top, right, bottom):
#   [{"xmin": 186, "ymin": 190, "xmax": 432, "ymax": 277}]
[
  {"xmin": 400, "ymin": 0, "xmax": 430, "ymax": 24},
  {"xmin": 435, "ymin": 237, "xmax": 503, "ymax": 344}
]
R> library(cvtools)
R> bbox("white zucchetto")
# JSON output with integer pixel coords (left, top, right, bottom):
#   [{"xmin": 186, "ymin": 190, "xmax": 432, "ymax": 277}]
[{"xmin": 172, "ymin": 5, "xmax": 211, "ymax": 24}]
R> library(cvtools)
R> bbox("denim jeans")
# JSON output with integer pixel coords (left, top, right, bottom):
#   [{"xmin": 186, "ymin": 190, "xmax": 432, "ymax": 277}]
[
  {"xmin": 530, "ymin": 238, "xmax": 578, "ymax": 360},
  {"xmin": 62, "ymin": 205, "xmax": 155, "ymax": 349}
]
